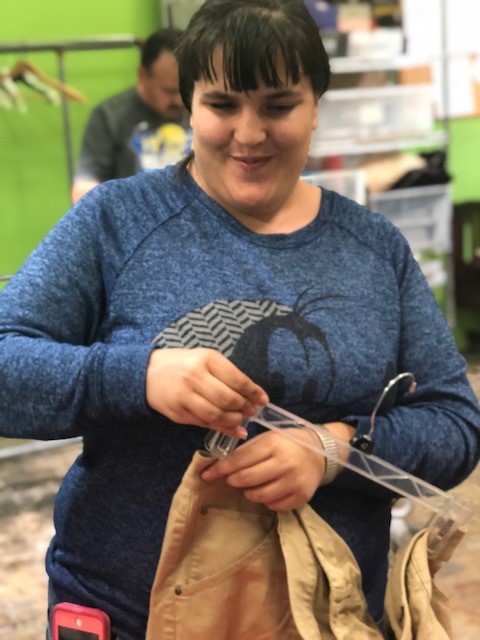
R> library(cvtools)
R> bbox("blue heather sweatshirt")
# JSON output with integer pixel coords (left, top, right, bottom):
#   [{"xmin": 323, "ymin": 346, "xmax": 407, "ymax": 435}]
[{"xmin": 0, "ymin": 166, "xmax": 479, "ymax": 639}]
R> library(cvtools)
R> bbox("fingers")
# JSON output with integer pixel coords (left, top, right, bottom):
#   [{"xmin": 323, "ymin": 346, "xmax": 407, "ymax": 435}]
[
  {"xmin": 202, "ymin": 429, "xmax": 324, "ymax": 511},
  {"xmin": 201, "ymin": 453, "xmax": 299, "ymax": 508},
  {"xmin": 206, "ymin": 354, "xmax": 268, "ymax": 409},
  {"xmin": 231, "ymin": 461, "xmax": 313, "ymax": 509},
  {"xmin": 145, "ymin": 347, "xmax": 269, "ymax": 429},
  {"xmin": 187, "ymin": 373, "xmax": 259, "ymax": 424},
  {"xmin": 175, "ymin": 392, "xmax": 250, "ymax": 437},
  {"xmin": 263, "ymin": 494, "xmax": 298, "ymax": 512},
  {"xmin": 203, "ymin": 456, "xmax": 313, "ymax": 512},
  {"xmin": 202, "ymin": 445, "xmax": 269, "ymax": 481}
]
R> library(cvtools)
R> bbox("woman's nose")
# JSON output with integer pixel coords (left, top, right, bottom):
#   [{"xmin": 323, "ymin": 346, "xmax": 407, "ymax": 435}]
[{"xmin": 233, "ymin": 109, "xmax": 267, "ymax": 145}]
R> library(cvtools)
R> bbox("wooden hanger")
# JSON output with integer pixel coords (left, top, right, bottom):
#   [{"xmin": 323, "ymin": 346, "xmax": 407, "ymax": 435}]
[
  {"xmin": 3, "ymin": 59, "xmax": 88, "ymax": 104},
  {"xmin": 15, "ymin": 70, "xmax": 61, "ymax": 105}
]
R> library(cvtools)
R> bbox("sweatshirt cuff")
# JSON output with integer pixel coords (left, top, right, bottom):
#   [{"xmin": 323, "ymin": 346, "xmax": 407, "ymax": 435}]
[
  {"xmin": 343, "ymin": 415, "xmax": 371, "ymax": 436},
  {"xmin": 331, "ymin": 415, "xmax": 394, "ymax": 497},
  {"xmin": 98, "ymin": 343, "xmax": 154, "ymax": 420}
]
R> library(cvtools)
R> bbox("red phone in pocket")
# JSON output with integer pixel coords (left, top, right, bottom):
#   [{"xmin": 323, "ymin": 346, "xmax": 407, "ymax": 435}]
[{"xmin": 52, "ymin": 602, "xmax": 111, "ymax": 640}]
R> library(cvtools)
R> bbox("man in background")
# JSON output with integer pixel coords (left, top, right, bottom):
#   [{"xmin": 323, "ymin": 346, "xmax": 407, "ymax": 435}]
[{"xmin": 71, "ymin": 28, "xmax": 189, "ymax": 203}]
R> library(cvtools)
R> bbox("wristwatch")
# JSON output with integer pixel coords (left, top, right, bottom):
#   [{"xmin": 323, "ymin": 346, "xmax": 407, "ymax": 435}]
[{"xmin": 307, "ymin": 424, "xmax": 339, "ymax": 486}]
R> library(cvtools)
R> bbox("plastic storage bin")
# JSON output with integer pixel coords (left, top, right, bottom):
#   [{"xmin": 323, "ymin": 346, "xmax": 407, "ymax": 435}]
[
  {"xmin": 302, "ymin": 169, "xmax": 366, "ymax": 205},
  {"xmin": 315, "ymin": 84, "xmax": 434, "ymax": 142},
  {"xmin": 369, "ymin": 184, "xmax": 452, "ymax": 253},
  {"xmin": 346, "ymin": 28, "xmax": 404, "ymax": 59}
]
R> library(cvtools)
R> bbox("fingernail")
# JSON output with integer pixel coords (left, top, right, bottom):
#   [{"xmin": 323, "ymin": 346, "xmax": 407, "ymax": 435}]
[
  {"xmin": 236, "ymin": 426, "xmax": 248, "ymax": 440},
  {"xmin": 244, "ymin": 404, "xmax": 257, "ymax": 417},
  {"xmin": 257, "ymin": 393, "xmax": 269, "ymax": 406}
]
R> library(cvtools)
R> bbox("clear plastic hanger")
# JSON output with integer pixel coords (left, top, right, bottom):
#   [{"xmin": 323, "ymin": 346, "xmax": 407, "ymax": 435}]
[
  {"xmin": 204, "ymin": 373, "xmax": 474, "ymax": 556},
  {"xmin": 349, "ymin": 372, "xmax": 417, "ymax": 454},
  {"xmin": 0, "ymin": 69, "xmax": 27, "ymax": 113}
]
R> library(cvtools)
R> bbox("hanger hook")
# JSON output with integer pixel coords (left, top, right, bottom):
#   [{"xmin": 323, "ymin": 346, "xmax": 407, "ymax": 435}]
[
  {"xmin": 350, "ymin": 371, "xmax": 416, "ymax": 454},
  {"xmin": 369, "ymin": 372, "xmax": 416, "ymax": 438}
]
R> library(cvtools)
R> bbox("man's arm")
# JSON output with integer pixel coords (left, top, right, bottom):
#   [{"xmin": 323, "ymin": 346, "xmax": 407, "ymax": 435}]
[
  {"xmin": 71, "ymin": 178, "xmax": 101, "ymax": 203},
  {"xmin": 72, "ymin": 105, "xmax": 116, "ymax": 202}
]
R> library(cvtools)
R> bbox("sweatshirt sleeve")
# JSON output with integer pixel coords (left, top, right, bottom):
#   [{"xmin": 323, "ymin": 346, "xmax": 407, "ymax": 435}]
[
  {"xmin": 0, "ymin": 185, "xmax": 154, "ymax": 441},
  {"xmin": 334, "ymin": 235, "xmax": 480, "ymax": 495}
]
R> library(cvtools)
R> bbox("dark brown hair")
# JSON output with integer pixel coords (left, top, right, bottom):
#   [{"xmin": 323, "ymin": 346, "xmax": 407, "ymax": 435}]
[{"xmin": 175, "ymin": 0, "xmax": 330, "ymax": 112}]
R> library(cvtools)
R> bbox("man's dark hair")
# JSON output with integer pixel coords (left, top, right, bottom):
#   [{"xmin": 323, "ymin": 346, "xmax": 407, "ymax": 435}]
[
  {"xmin": 175, "ymin": 0, "xmax": 330, "ymax": 112},
  {"xmin": 141, "ymin": 28, "xmax": 183, "ymax": 71}
]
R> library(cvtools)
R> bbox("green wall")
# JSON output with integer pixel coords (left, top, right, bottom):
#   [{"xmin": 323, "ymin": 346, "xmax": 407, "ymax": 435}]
[
  {"xmin": 449, "ymin": 118, "xmax": 480, "ymax": 204},
  {"xmin": 0, "ymin": 0, "xmax": 160, "ymax": 277}
]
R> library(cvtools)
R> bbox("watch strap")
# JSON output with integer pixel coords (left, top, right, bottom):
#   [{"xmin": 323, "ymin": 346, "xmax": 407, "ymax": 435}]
[{"xmin": 307, "ymin": 424, "xmax": 339, "ymax": 486}]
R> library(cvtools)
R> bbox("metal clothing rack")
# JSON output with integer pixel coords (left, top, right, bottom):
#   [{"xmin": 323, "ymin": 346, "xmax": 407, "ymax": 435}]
[{"xmin": 0, "ymin": 35, "xmax": 143, "ymax": 189}]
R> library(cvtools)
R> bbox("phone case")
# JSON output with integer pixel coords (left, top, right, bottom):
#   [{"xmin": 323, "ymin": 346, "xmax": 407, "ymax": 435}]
[{"xmin": 52, "ymin": 602, "xmax": 111, "ymax": 640}]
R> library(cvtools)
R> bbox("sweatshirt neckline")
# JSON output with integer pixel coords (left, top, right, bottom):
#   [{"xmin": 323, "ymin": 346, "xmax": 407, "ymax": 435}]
[{"xmin": 172, "ymin": 165, "xmax": 331, "ymax": 249}]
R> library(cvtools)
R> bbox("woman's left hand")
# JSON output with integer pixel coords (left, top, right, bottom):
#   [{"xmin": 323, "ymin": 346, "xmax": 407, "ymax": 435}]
[{"xmin": 201, "ymin": 428, "xmax": 325, "ymax": 511}]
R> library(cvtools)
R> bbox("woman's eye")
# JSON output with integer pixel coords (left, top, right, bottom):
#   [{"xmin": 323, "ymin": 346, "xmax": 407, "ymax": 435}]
[
  {"xmin": 209, "ymin": 102, "xmax": 236, "ymax": 111},
  {"xmin": 267, "ymin": 104, "xmax": 295, "ymax": 114}
]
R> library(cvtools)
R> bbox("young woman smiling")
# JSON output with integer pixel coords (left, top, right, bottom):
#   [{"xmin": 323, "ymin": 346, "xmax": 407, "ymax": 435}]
[{"xmin": 0, "ymin": 1, "xmax": 478, "ymax": 639}]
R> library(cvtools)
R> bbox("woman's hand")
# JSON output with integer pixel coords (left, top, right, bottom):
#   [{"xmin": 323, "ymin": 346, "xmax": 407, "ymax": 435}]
[
  {"xmin": 145, "ymin": 348, "xmax": 268, "ymax": 437},
  {"xmin": 201, "ymin": 428, "xmax": 326, "ymax": 511}
]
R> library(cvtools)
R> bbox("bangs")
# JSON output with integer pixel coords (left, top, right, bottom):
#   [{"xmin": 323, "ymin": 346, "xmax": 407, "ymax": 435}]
[
  {"xmin": 176, "ymin": 1, "xmax": 330, "ymax": 111},
  {"xmin": 199, "ymin": 17, "xmax": 302, "ymax": 92}
]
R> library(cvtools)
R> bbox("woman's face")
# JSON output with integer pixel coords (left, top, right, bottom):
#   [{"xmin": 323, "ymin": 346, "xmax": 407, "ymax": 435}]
[{"xmin": 189, "ymin": 53, "xmax": 318, "ymax": 224}]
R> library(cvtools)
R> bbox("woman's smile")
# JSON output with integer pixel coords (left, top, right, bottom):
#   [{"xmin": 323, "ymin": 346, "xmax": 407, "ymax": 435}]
[
  {"xmin": 230, "ymin": 154, "xmax": 273, "ymax": 172},
  {"xmin": 188, "ymin": 53, "xmax": 319, "ymax": 227}
]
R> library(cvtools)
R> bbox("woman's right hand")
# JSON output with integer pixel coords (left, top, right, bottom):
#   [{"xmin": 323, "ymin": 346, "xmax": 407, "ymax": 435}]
[{"xmin": 145, "ymin": 348, "xmax": 269, "ymax": 437}]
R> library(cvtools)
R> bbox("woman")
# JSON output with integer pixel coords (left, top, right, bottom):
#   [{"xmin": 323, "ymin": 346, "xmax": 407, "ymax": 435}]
[{"xmin": 0, "ymin": 1, "xmax": 479, "ymax": 639}]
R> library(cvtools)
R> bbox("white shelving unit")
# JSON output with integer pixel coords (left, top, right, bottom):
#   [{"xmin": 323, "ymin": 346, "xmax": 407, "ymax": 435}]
[
  {"xmin": 311, "ymin": 50, "xmax": 449, "ymax": 159},
  {"xmin": 311, "ymin": 50, "xmax": 449, "ymax": 157},
  {"xmin": 310, "ymin": 129, "xmax": 447, "ymax": 158},
  {"xmin": 329, "ymin": 54, "xmax": 442, "ymax": 74},
  {"xmin": 311, "ymin": 28, "xmax": 453, "ymax": 323}
]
